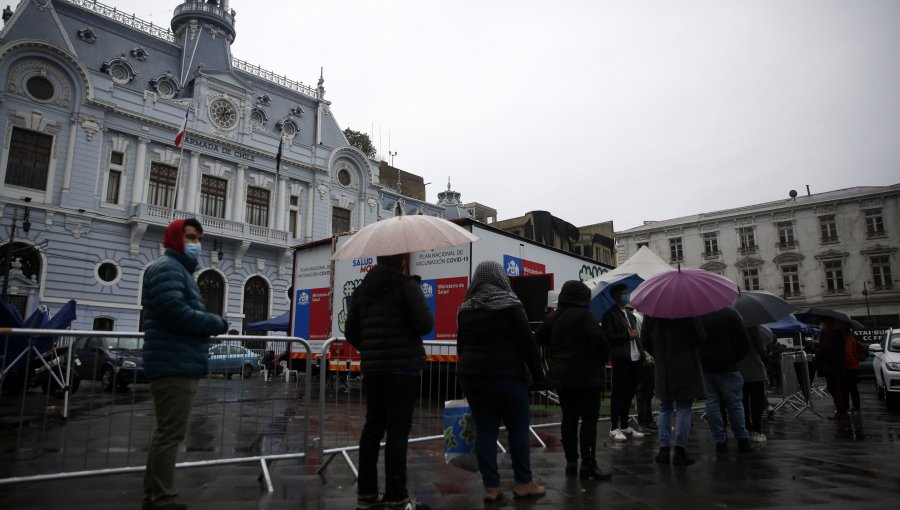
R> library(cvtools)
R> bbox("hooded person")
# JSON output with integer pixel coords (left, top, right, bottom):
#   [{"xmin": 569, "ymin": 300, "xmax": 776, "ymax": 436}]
[
  {"xmin": 535, "ymin": 280, "xmax": 612, "ymax": 480},
  {"xmin": 457, "ymin": 260, "xmax": 546, "ymax": 501},
  {"xmin": 345, "ymin": 253, "xmax": 434, "ymax": 510},
  {"xmin": 142, "ymin": 218, "xmax": 229, "ymax": 510}
]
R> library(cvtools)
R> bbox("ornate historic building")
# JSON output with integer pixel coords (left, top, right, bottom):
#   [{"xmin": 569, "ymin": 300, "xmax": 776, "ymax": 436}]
[
  {"xmin": 615, "ymin": 184, "xmax": 900, "ymax": 327},
  {"xmin": 0, "ymin": 0, "xmax": 441, "ymax": 331}
]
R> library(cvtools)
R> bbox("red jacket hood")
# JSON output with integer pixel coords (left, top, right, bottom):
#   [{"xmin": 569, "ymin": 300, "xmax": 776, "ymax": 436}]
[{"xmin": 163, "ymin": 219, "xmax": 186, "ymax": 254}]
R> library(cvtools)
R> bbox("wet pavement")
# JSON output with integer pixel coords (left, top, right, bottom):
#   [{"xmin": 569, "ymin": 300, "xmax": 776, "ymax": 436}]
[{"xmin": 1, "ymin": 379, "xmax": 898, "ymax": 509}]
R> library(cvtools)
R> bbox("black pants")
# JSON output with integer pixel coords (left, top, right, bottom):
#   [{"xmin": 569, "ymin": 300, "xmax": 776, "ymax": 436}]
[
  {"xmin": 842, "ymin": 369, "xmax": 860, "ymax": 410},
  {"xmin": 558, "ymin": 387, "xmax": 602, "ymax": 464},
  {"xmin": 611, "ymin": 359, "xmax": 641, "ymax": 430},
  {"xmin": 357, "ymin": 374, "xmax": 419, "ymax": 501},
  {"xmin": 741, "ymin": 380, "xmax": 767, "ymax": 434},
  {"xmin": 635, "ymin": 363, "xmax": 655, "ymax": 426}
]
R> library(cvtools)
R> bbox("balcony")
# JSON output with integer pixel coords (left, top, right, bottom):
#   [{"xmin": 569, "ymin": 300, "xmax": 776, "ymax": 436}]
[
  {"xmin": 702, "ymin": 250, "xmax": 721, "ymax": 260},
  {"xmin": 866, "ymin": 229, "xmax": 888, "ymax": 240},
  {"xmin": 739, "ymin": 245, "xmax": 757, "ymax": 255},
  {"xmin": 132, "ymin": 204, "xmax": 289, "ymax": 245},
  {"xmin": 820, "ymin": 235, "xmax": 840, "ymax": 244},
  {"xmin": 777, "ymin": 241, "xmax": 796, "ymax": 250}
]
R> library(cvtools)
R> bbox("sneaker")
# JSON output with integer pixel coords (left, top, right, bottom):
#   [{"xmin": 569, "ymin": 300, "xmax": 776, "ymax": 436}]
[
  {"xmin": 750, "ymin": 432, "xmax": 767, "ymax": 443},
  {"xmin": 383, "ymin": 496, "xmax": 431, "ymax": 510},
  {"xmin": 357, "ymin": 493, "xmax": 385, "ymax": 510},
  {"xmin": 621, "ymin": 427, "xmax": 645, "ymax": 439},
  {"xmin": 609, "ymin": 428, "xmax": 627, "ymax": 442},
  {"xmin": 512, "ymin": 481, "xmax": 546, "ymax": 498}
]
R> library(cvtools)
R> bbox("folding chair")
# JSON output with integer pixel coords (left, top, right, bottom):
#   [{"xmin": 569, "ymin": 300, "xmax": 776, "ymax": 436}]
[{"xmin": 279, "ymin": 360, "xmax": 299, "ymax": 383}]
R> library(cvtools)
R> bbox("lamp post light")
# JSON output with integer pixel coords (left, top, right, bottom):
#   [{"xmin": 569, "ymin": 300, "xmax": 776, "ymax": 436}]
[
  {"xmin": 862, "ymin": 281, "xmax": 873, "ymax": 328},
  {"xmin": 1, "ymin": 198, "xmax": 32, "ymax": 302}
]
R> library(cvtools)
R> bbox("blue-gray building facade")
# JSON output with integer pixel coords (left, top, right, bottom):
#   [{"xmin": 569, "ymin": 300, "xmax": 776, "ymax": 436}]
[{"xmin": 0, "ymin": 0, "xmax": 442, "ymax": 332}]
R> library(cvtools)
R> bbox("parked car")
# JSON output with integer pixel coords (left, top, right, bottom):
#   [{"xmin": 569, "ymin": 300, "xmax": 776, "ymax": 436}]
[
  {"xmin": 208, "ymin": 344, "xmax": 258, "ymax": 379},
  {"xmin": 872, "ymin": 328, "xmax": 900, "ymax": 407},
  {"xmin": 859, "ymin": 341, "xmax": 877, "ymax": 378},
  {"xmin": 72, "ymin": 336, "xmax": 147, "ymax": 391}
]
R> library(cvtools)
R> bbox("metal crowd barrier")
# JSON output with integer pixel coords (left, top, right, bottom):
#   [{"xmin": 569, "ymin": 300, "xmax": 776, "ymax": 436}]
[
  {"xmin": 0, "ymin": 329, "xmax": 312, "ymax": 492},
  {"xmin": 772, "ymin": 349, "xmax": 825, "ymax": 419}
]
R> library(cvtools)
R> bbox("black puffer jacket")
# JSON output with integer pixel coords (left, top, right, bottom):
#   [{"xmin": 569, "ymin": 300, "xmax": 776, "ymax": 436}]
[
  {"xmin": 535, "ymin": 281, "xmax": 608, "ymax": 390},
  {"xmin": 698, "ymin": 306, "xmax": 750, "ymax": 373},
  {"xmin": 457, "ymin": 305, "xmax": 543, "ymax": 383},
  {"xmin": 345, "ymin": 264, "xmax": 434, "ymax": 374}
]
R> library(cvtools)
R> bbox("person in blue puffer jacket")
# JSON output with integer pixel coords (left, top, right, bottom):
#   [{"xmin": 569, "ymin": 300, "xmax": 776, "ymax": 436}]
[{"xmin": 141, "ymin": 218, "xmax": 228, "ymax": 510}]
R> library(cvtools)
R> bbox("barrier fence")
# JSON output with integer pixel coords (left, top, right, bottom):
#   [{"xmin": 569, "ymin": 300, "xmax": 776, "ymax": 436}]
[
  {"xmin": 772, "ymin": 349, "xmax": 826, "ymax": 419},
  {"xmin": 2, "ymin": 330, "xmax": 702, "ymax": 488}
]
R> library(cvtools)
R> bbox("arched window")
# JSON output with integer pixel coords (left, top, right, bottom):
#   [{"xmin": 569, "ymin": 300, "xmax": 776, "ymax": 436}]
[
  {"xmin": 198, "ymin": 270, "xmax": 225, "ymax": 316},
  {"xmin": 242, "ymin": 276, "xmax": 269, "ymax": 343}
]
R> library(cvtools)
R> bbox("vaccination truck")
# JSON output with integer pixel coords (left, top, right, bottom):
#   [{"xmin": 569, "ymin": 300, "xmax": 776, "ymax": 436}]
[{"xmin": 288, "ymin": 218, "xmax": 614, "ymax": 369}]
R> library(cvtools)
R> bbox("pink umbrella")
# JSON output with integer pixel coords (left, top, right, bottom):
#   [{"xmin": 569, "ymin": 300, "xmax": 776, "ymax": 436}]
[{"xmin": 630, "ymin": 267, "xmax": 739, "ymax": 319}]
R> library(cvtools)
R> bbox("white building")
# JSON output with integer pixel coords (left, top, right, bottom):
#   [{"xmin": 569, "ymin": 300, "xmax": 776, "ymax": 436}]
[{"xmin": 615, "ymin": 184, "xmax": 900, "ymax": 328}]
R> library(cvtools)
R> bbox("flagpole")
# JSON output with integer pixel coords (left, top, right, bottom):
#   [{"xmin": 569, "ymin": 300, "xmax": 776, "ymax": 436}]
[{"xmin": 273, "ymin": 135, "xmax": 283, "ymax": 231}]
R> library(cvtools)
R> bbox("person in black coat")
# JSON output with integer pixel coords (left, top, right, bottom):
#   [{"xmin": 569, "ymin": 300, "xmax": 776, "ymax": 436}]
[
  {"xmin": 602, "ymin": 284, "xmax": 647, "ymax": 441},
  {"xmin": 698, "ymin": 306, "xmax": 752, "ymax": 452},
  {"xmin": 536, "ymin": 280, "xmax": 612, "ymax": 480},
  {"xmin": 345, "ymin": 254, "xmax": 434, "ymax": 510},
  {"xmin": 457, "ymin": 261, "xmax": 546, "ymax": 501}
]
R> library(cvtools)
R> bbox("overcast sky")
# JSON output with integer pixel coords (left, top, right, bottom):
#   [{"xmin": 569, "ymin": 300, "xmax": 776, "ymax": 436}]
[{"xmin": 113, "ymin": 0, "xmax": 900, "ymax": 231}]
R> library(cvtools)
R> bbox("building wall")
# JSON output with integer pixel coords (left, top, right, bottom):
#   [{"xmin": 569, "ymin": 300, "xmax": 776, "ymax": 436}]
[{"xmin": 615, "ymin": 186, "xmax": 900, "ymax": 326}]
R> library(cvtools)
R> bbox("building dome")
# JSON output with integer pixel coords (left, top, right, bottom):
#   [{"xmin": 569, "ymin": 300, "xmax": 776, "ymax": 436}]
[{"xmin": 437, "ymin": 179, "xmax": 471, "ymax": 220}]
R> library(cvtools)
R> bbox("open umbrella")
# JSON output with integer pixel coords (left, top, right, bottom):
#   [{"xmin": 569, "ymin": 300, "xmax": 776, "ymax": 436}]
[
  {"xmin": 331, "ymin": 215, "xmax": 479, "ymax": 260},
  {"xmin": 630, "ymin": 267, "xmax": 739, "ymax": 319},
  {"xmin": 733, "ymin": 290, "xmax": 795, "ymax": 327},
  {"xmin": 795, "ymin": 307, "xmax": 864, "ymax": 329},
  {"xmin": 589, "ymin": 273, "xmax": 643, "ymax": 320}
]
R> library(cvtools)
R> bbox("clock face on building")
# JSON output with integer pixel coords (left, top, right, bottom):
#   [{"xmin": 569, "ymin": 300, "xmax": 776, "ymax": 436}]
[{"xmin": 209, "ymin": 98, "xmax": 238, "ymax": 129}]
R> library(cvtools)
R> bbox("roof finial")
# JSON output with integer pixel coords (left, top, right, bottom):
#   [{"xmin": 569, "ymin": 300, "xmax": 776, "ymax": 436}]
[
  {"xmin": 447, "ymin": 176, "xmax": 451, "ymax": 192},
  {"xmin": 317, "ymin": 67, "xmax": 325, "ymax": 99}
]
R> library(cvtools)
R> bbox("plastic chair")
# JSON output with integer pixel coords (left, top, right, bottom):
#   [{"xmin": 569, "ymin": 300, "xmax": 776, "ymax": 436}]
[
  {"xmin": 279, "ymin": 360, "xmax": 299, "ymax": 383},
  {"xmin": 258, "ymin": 361, "xmax": 269, "ymax": 381}
]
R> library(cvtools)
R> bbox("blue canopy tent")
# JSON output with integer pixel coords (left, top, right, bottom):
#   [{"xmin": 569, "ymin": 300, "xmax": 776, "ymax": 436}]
[
  {"xmin": 764, "ymin": 314, "xmax": 818, "ymax": 337},
  {"xmin": 245, "ymin": 311, "xmax": 290, "ymax": 332}
]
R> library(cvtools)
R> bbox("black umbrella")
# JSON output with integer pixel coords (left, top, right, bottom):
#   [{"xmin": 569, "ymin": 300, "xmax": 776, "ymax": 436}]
[
  {"xmin": 795, "ymin": 307, "xmax": 864, "ymax": 329},
  {"xmin": 733, "ymin": 290, "xmax": 795, "ymax": 327}
]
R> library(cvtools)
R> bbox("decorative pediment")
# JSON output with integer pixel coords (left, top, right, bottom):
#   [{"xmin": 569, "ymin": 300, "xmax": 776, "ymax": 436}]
[
  {"xmin": 736, "ymin": 256, "xmax": 764, "ymax": 268},
  {"xmin": 860, "ymin": 243, "xmax": 898, "ymax": 256},
  {"xmin": 814, "ymin": 248, "xmax": 849, "ymax": 261},
  {"xmin": 700, "ymin": 261, "xmax": 726, "ymax": 272},
  {"xmin": 773, "ymin": 252, "xmax": 804, "ymax": 264}
]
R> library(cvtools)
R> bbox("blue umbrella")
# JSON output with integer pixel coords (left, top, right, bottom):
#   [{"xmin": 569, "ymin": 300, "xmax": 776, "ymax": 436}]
[{"xmin": 589, "ymin": 273, "xmax": 643, "ymax": 321}]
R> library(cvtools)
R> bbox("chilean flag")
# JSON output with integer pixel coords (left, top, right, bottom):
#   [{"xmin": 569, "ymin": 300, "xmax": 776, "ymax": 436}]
[{"xmin": 174, "ymin": 108, "xmax": 189, "ymax": 147}]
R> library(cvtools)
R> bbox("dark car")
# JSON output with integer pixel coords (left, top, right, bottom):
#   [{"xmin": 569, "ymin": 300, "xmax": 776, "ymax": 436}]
[
  {"xmin": 72, "ymin": 336, "xmax": 147, "ymax": 391},
  {"xmin": 859, "ymin": 343, "xmax": 877, "ymax": 378}
]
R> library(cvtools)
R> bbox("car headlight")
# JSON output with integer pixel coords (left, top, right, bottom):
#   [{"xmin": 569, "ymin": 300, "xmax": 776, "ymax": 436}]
[
  {"xmin": 121, "ymin": 360, "xmax": 137, "ymax": 368},
  {"xmin": 885, "ymin": 362, "xmax": 900, "ymax": 372}
]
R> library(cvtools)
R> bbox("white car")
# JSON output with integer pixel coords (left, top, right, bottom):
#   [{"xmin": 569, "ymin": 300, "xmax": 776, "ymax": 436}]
[{"xmin": 872, "ymin": 328, "xmax": 900, "ymax": 407}]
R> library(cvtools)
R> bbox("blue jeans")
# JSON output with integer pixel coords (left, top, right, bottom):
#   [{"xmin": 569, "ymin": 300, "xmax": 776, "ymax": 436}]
[
  {"xmin": 658, "ymin": 399, "xmax": 693, "ymax": 448},
  {"xmin": 459, "ymin": 375, "xmax": 533, "ymax": 488},
  {"xmin": 704, "ymin": 371, "xmax": 749, "ymax": 443}
]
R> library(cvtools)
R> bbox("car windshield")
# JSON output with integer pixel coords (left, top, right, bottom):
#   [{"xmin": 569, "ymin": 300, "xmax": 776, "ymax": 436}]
[{"xmin": 108, "ymin": 337, "xmax": 144, "ymax": 350}]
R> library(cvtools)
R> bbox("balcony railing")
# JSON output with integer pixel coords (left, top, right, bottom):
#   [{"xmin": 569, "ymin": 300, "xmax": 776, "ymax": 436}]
[
  {"xmin": 702, "ymin": 250, "xmax": 721, "ymax": 260},
  {"xmin": 134, "ymin": 204, "xmax": 289, "ymax": 244},
  {"xmin": 232, "ymin": 58, "xmax": 318, "ymax": 98},
  {"xmin": 777, "ymin": 241, "xmax": 796, "ymax": 250},
  {"xmin": 739, "ymin": 245, "xmax": 757, "ymax": 255},
  {"xmin": 820, "ymin": 235, "xmax": 840, "ymax": 244},
  {"xmin": 64, "ymin": 0, "xmax": 176, "ymax": 42},
  {"xmin": 173, "ymin": 1, "xmax": 235, "ymax": 28}
]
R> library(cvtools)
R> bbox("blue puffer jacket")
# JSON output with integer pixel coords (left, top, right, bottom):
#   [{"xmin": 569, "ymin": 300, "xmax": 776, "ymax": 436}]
[{"xmin": 142, "ymin": 248, "xmax": 228, "ymax": 379}]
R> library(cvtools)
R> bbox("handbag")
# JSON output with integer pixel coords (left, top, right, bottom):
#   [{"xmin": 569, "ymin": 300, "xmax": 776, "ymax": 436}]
[{"xmin": 443, "ymin": 399, "xmax": 478, "ymax": 471}]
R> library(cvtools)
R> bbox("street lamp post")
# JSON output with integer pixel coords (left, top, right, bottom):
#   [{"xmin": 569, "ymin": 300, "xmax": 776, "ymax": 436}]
[
  {"xmin": 1, "ymin": 200, "xmax": 31, "ymax": 302},
  {"xmin": 862, "ymin": 281, "xmax": 871, "ymax": 328}
]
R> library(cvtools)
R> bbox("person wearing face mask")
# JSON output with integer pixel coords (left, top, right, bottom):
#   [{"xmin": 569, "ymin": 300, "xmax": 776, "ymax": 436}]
[
  {"xmin": 602, "ymin": 284, "xmax": 647, "ymax": 442},
  {"xmin": 142, "ymin": 218, "xmax": 229, "ymax": 510}
]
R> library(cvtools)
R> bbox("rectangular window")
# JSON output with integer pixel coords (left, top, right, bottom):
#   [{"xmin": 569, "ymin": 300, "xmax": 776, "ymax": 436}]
[
  {"xmin": 871, "ymin": 256, "xmax": 893, "ymax": 290},
  {"xmin": 819, "ymin": 215, "xmax": 838, "ymax": 243},
  {"xmin": 865, "ymin": 208, "xmax": 885, "ymax": 237},
  {"xmin": 332, "ymin": 207, "xmax": 351, "ymax": 234},
  {"xmin": 245, "ymin": 186, "xmax": 270, "ymax": 227},
  {"xmin": 104, "ymin": 150, "xmax": 125, "ymax": 205},
  {"xmin": 781, "ymin": 264, "xmax": 801, "ymax": 296},
  {"xmin": 288, "ymin": 195, "xmax": 300, "ymax": 238},
  {"xmin": 777, "ymin": 221, "xmax": 795, "ymax": 249},
  {"xmin": 739, "ymin": 226, "xmax": 756, "ymax": 253},
  {"xmin": 200, "ymin": 175, "xmax": 228, "ymax": 218},
  {"xmin": 669, "ymin": 237, "xmax": 683, "ymax": 262},
  {"xmin": 703, "ymin": 232, "xmax": 719, "ymax": 256},
  {"xmin": 5, "ymin": 127, "xmax": 52, "ymax": 190},
  {"xmin": 742, "ymin": 268, "xmax": 760, "ymax": 291},
  {"xmin": 147, "ymin": 162, "xmax": 179, "ymax": 207},
  {"xmin": 823, "ymin": 260, "xmax": 845, "ymax": 293}
]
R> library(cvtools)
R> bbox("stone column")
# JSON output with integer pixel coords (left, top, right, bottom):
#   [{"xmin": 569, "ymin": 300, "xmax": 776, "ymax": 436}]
[
  {"xmin": 131, "ymin": 137, "xmax": 150, "ymax": 205},
  {"xmin": 275, "ymin": 176, "xmax": 287, "ymax": 231},
  {"xmin": 305, "ymin": 182, "xmax": 315, "ymax": 241},
  {"xmin": 62, "ymin": 120, "xmax": 78, "ymax": 193},
  {"xmin": 185, "ymin": 151, "xmax": 201, "ymax": 213},
  {"xmin": 233, "ymin": 164, "xmax": 246, "ymax": 223}
]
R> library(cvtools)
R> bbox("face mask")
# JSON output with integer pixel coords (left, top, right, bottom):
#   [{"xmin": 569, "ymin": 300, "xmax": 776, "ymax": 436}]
[
  {"xmin": 184, "ymin": 243, "xmax": 202, "ymax": 260},
  {"xmin": 620, "ymin": 293, "xmax": 631, "ymax": 305}
]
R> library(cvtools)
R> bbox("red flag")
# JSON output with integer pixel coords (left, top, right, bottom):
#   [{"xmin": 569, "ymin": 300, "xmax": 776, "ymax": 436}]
[{"xmin": 174, "ymin": 108, "xmax": 189, "ymax": 147}]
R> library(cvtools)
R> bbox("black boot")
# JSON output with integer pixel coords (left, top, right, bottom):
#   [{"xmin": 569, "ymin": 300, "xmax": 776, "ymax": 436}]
[
  {"xmin": 672, "ymin": 447, "xmax": 695, "ymax": 466},
  {"xmin": 579, "ymin": 460, "xmax": 612, "ymax": 480},
  {"xmin": 654, "ymin": 447, "xmax": 670, "ymax": 464},
  {"xmin": 565, "ymin": 461, "xmax": 578, "ymax": 476}
]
